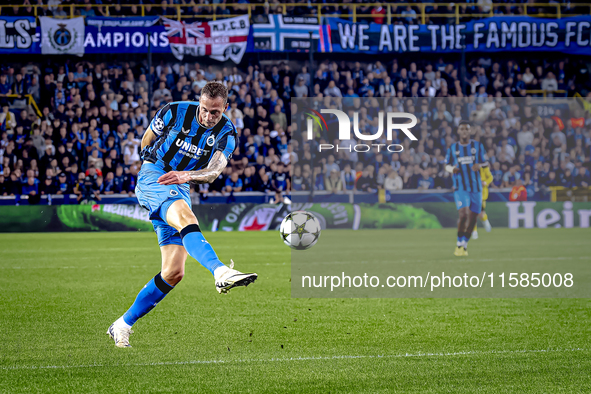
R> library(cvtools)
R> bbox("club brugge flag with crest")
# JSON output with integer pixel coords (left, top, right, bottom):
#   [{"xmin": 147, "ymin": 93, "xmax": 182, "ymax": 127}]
[{"xmin": 40, "ymin": 17, "xmax": 85, "ymax": 55}]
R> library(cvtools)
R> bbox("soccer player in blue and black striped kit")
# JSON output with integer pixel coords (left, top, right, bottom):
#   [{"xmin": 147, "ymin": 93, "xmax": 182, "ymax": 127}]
[
  {"xmin": 107, "ymin": 82, "xmax": 257, "ymax": 347},
  {"xmin": 445, "ymin": 121, "xmax": 489, "ymax": 257}
]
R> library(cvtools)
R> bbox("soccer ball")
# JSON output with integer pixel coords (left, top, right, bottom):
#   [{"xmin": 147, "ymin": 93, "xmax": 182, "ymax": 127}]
[{"xmin": 280, "ymin": 211, "xmax": 321, "ymax": 250}]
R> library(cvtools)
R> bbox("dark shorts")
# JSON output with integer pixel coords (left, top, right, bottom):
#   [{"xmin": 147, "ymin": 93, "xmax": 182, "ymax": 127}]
[{"xmin": 454, "ymin": 190, "xmax": 483, "ymax": 214}]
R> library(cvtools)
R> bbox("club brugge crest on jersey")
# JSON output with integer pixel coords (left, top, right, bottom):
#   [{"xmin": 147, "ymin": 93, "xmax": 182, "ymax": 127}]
[
  {"xmin": 206, "ymin": 136, "xmax": 215, "ymax": 146},
  {"xmin": 48, "ymin": 23, "xmax": 78, "ymax": 53}
]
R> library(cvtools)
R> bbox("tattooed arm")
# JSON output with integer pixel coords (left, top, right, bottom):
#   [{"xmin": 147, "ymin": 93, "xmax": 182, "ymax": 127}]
[
  {"xmin": 188, "ymin": 151, "xmax": 228, "ymax": 184},
  {"xmin": 157, "ymin": 150, "xmax": 228, "ymax": 185}
]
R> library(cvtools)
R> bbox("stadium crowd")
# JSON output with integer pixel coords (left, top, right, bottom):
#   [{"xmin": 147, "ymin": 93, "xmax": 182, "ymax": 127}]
[
  {"xmin": 5, "ymin": 0, "xmax": 588, "ymax": 23},
  {"xmin": 0, "ymin": 53, "xmax": 590, "ymax": 202},
  {"xmin": 290, "ymin": 57, "xmax": 591, "ymax": 198}
]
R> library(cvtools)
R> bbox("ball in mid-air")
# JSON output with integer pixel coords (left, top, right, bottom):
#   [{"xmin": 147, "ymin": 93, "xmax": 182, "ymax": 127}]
[{"xmin": 280, "ymin": 211, "xmax": 321, "ymax": 250}]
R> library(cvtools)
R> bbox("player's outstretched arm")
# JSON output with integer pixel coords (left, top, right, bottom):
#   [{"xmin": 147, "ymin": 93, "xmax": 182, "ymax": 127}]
[{"xmin": 158, "ymin": 151, "xmax": 228, "ymax": 185}]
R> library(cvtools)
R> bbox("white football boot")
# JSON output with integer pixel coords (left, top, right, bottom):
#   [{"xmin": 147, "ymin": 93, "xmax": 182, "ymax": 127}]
[
  {"xmin": 107, "ymin": 323, "xmax": 133, "ymax": 348},
  {"xmin": 483, "ymin": 219, "xmax": 492, "ymax": 232},
  {"xmin": 472, "ymin": 230, "xmax": 478, "ymax": 239},
  {"xmin": 214, "ymin": 260, "xmax": 257, "ymax": 294}
]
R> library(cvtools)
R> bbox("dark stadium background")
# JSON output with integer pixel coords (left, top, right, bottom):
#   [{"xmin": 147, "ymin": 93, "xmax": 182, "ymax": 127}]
[{"xmin": 1, "ymin": 1, "xmax": 590, "ymax": 208}]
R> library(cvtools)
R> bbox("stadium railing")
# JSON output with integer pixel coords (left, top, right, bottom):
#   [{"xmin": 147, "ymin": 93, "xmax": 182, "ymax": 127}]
[
  {"xmin": 4, "ymin": 3, "xmax": 591, "ymax": 24},
  {"xmin": 549, "ymin": 187, "xmax": 591, "ymax": 202},
  {"xmin": 4, "ymin": 94, "xmax": 42, "ymax": 118},
  {"xmin": 523, "ymin": 90, "xmax": 568, "ymax": 101}
]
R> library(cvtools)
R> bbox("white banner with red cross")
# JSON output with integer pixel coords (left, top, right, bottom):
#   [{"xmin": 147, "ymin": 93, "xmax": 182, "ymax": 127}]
[{"xmin": 162, "ymin": 16, "xmax": 249, "ymax": 63}]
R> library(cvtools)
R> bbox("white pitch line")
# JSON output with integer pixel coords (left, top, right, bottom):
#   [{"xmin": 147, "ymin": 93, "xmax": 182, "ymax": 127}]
[{"xmin": 1, "ymin": 348, "xmax": 587, "ymax": 371}]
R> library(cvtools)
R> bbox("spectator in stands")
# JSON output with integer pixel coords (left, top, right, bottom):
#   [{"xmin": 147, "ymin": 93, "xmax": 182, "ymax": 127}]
[
  {"xmin": 324, "ymin": 81, "xmax": 342, "ymax": 98},
  {"xmin": 0, "ymin": 173, "xmax": 9, "ymax": 196},
  {"xmin": 0, "ymin": 74, "xmax": 12, "ymax": 102},
  {"xmin": 88, "ymin": 149, "xmax": 103, "ymax": 171},
  {"xmin": 401, "ymin": 6, "xmax": 417, "ymax": 23},
  {"xmin": 509, "ymin": 179, "xmax": 527, "ymax": 201},
  {"xmin": 270, "ymin": 104, "xmax": 287, "ymax": 132},
  {"xmin": 324, "ymin": 155, "xmax": 340, "ymax": 177},
  {"xmin": 0, "ymin": 51, "xmax": 587, "ymax": 206},
  {"xmin": 225, "ymin": 172, "xmax": 243, "ymax": 194},
  {"xmin": 384, "ymin": 170, "xmax": 403, "ymax": 191},
  {"xmin": 325, "ymin": 169, "xmax": 343, "ymax": 194},
  {"xmin": 541, "ymin": 72, "xmax": 558, "ymax": 93},
  {"xmin": 502, "ymin": 166, "xmax": 521, "ymax": 188},
  {"xmin": 153, "ymin": 81, "xmax": 171, "ymax": 103},
  {"xmin": 341, "ymin": 164, "xmax": 356, "ymax": 191},
  {"xmin": 21, "ymin": 172, "xmax": 39, "ymax": 203},
  {"xmin": 56, "ymin": 172, "xmax": 71, "ymax": 195},
  {"xmin": 8, "ymin": 169, "xmax": 21, "ymax": 195},
  {"xmin": 291, "ymin": 165, "xmax": 306, "ymax": 191},
  {"xmin": 122, "ymin": 164, "xmax": 138, "ymax": 196},
  {"xmin": 417, "ymin": 169, "xmax": 435, "ymax": 190},
  {"xmin": 0, "ymin": 105, "xmax": 17, "ymax": 134},
  {"xmin": 294, "ymin": 76, "xmax": 309, "ymax": 98},
  {"xmin": 241, "ymin": 166, "xmax": 257, "ymax": 192},
  {"xmin": 522, "ymin": 67, "xmax": 536, "ymax": 87},
  {"xmin": 121, "ymin": 131, "xmax": 140, "ymax": 166},
  {"xmin": 356, "ymin": 168, "xmax": 377, "ymax": 193},
  {"xmin": 257, "ymin": 170, "xmax": 273, "ymax": 193}
]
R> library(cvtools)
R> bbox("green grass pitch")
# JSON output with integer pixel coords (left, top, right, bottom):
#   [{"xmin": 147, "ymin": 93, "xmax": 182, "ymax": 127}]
[{"xmin": 1, "ymin": 229, "xmax": 590, "ymax": 393}]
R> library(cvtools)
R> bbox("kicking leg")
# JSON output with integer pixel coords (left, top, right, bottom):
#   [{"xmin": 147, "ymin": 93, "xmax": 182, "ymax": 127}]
[
  {"xmin": 166, "ymin": 199, "xmax": 257, "ymax": 293},
  {"xmin": 108, "ymin": 245, "xmax": 187, "ymax": 347}
]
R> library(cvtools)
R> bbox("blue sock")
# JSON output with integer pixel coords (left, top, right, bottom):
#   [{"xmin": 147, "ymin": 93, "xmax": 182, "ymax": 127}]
[
  {"xmin": 457, "ymin": 235, "xmax": 462, "ymax": 247},
  {"xmin": 461, "ymin": 235, "xmax": 468, "ymax": 247},
  {"xmin": 180, "ymin": 224, "xmax": 225, "ymax": 275},
  {"xmin": 122, "ymin": 273, "xmax": 174, "ymax": 327}
]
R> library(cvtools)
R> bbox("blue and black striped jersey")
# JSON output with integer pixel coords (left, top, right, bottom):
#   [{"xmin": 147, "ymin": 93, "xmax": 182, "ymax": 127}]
[
  {"xmin": 445, "ymin": 140, "xmax": 488, "ymax": 193},
  {"xmin": 142, "ymin": 101, "xmax": 237, "ymax": 172}
]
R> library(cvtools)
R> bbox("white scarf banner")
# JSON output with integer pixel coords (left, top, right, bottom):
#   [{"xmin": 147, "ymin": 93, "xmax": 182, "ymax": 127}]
[{"xmin": 163, "ymin": 15, "xmax": 249, "ymax": 63}]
